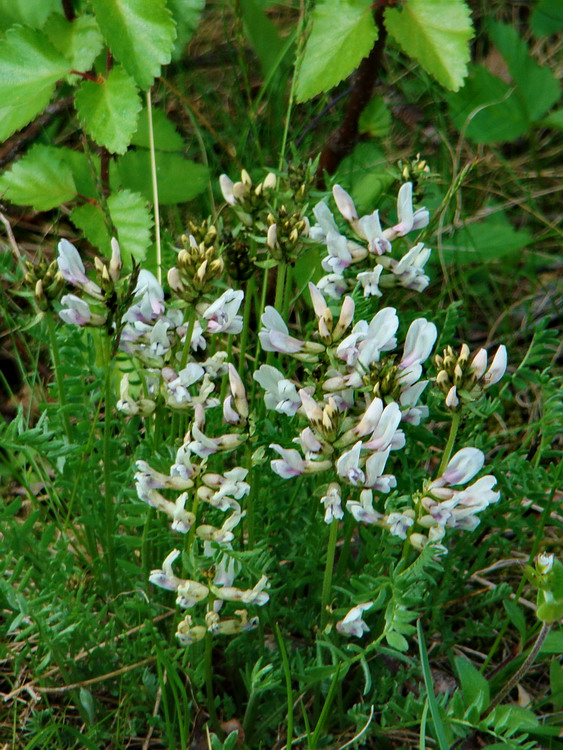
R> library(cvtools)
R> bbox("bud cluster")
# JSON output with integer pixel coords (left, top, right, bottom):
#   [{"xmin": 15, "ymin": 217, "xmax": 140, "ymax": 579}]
[
  {"xmin": 435, "ymin": 343, "xmax": 508, "ymax": 410},
  {"xmin": 266, "ymin": 205, "xmax": 310, "ymax": 264},
  {"xmin": 23, "ymin": 257, "xmax": 65, "ymax": 311},
  {"xmin": 168, "ymin": 222, "xmax": 224, "ymax": 303}
]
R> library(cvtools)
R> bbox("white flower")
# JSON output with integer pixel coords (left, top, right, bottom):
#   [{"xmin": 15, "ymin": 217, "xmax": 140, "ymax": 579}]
[
  {"xmin": 219, "ymin": 174, "xmax": 236, "ymax": 205},
  {"xmin": 202, "ymin": 289, "xmax": 244, "ymax": 334},
  {"xmin": 336, "ymin": 602, "xmax": 373, "ymax": 637},
  {"xmin": 310, "ymin": 200, "xmax": 341, "ymax": 241},
  {"xmin": 253, "ymin": 365, "xmax": 301, "ymax": 415},
  {"xmin": 321, "ymin": 483, "xmax": 343, "ymax": 524},
  {"xmin": 400, "ymin": 319, "xmax": 437, "ymax": 370},
  {"xmin": 333, "ymin": 185, "xmax": 358, "ymax": 223},
  {"xmin": 317, "ymin": 273, "xmax": 348, "ymax": 300},
  {"xmin": 270, "ymin": 444, "xmax": 305, "ymax": 478},
  {"xmin": 434, "ymin": 447, "xmax": 485, "ymax": 487},
  {"xmin": 391, "ymin": 242, "xmax": 431, "ymax": 291},
  {"xmin": 384, "ymin": 182, "xmax": 429, "ymax": 239},
  {"xmin": 536, "ymin": 553, "xmax": 554, "ymax": 575},
  {"xmin": 386, "ymin": 511, "xmax": 414, "ymax": 539},
  {"xmin": 346, "ymin": 489, "xmax": 383, "ymax": 524},
  {"xmin": 321, "ymin": 232, "xmax": 354, "ymax": 275},
  {"xmin": 336, "ymin": 307, "xmax": 399, "ymax": 368},
  {"xmin": 57, "ymin": 239, "xmax": 103, "ymax": 297},
  {"xmin": 363, "ymin": 402, "xmax": 403, "ymax": 452},
  {"xmin": 482, "ymin": 345, "xmax": 507, "ymax": 386},
  {"xmin": 149, "ymin": 549, "xmax": 184, "ymax": 590},
  {"xmin": 134, "ymin": 269, "xmax": 165, "ymax": 318},
  {"xmin": 259, "ymin": 306, "xmax": 304, "ymax": 354},
  {"xmin": 364, "ymin": 450, "xmax": 396, "ymax": 493},
  {"xmin": 59, "ymin": 294, "xmax": 105, "ymax": 326},
  {"xmin": 399, "ymin": 380, "xmax": 429, "ymax": 425},
  {"xmin": 357, "ymin": 265, "xmax": 383, "ymax": 297},
  {"xmin": 336, "ymin": 441, "xmax": 365, "ymax": 486},
  {"xmin": 356, "ymin": 211, "xmax": 392, "ymax": 255},
  {"xmin": 213, "ymin": 574, "xmax": 270, "ymax": 606},
  {"xmin": 445, "ymin": 385, "xmax": 459, "ymax": 409}
]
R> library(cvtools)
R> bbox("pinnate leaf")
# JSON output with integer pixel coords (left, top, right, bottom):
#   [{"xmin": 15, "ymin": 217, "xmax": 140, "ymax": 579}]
[
  {"xmin": 112, "ymin": 150, "xmax": 208, "ymax": 204},
  {"xmin": 71, "ymin": 189, "xmax": 152, "ymax": 267},
  {"xmin": 44, "ymin": 14, "xmax": 105, "ymax": 75},
  {"xmin": 296, "ymin": 0, "xmax": 378, "ymax": 103},
  {"xmin": 91, "ymin": 0, "xmax": 176, "ymax": 89},
  {"xmin": 75, "ymin": 66, "xmax": 142, "ymax": 155},
  {"xmin": 384, "ymin": 0, "xmax": 473, "ymax": 92},
  {"xmin": 0, "ymin": 144, "xmax": 76, "ymax": 211},
  {"xmin": 0, "ymin": 26, "xmax": 69, "ymax": 106}
]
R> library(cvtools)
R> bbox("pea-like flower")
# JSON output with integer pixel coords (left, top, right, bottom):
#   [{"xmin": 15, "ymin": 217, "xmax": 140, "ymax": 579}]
[{"xmin": 336, "ymin": 602, "xmax": 373, "ymax": 637}]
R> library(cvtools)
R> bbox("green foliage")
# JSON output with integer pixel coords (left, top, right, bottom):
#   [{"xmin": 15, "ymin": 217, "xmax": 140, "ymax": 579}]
[
  {"xmin": 239, "ymin": 0, "xmax": 289, "ymax": 79},
  {"xmin": 168, "ymin": 0, "xmax": 205, "ymax": 60},
  {"xmin": 0, "ymin": 26, "xmax": 69, "ymax": 139},
  {"xmin": 43, "ymin": 14, "xmax": 105, "ymax": 77},
  {"xmin": 447, "ymin": 22, "xmax": 560, "ymax": 143},
  {"xmin": 130, "ymin": 106, "xmax": 185, "ymax": 151},
  {"xmin": 0, "ymin": 0, "xmax": 61, "ymax": 31},
  {"xmin": 0, "ymin": 144, "xmax": 77, "ymax": 211},
  {"xmin": 439, "ymin": 209, "xmax": 533, "ymax": 263},
  {"xmin": 75, "ymin": 65, "xmax": 142, "ymax": 154},
  {"xmin": 358, "ymin": 96, "xmax": 391, "ymax": 137},
  {"xmin": 296, "ymin": 0, "xmax": 378, "ymax": 102},
  {"xmin": 531, "ymin": 0, "xmax": 563, "ymax": 37},
  {"xmin": 384, "ymin": 0, "xmax": 474, "ymax": 92},
  {"xmin": 90, "ymin": 0, "xmax": 176, "ymax": 89}
]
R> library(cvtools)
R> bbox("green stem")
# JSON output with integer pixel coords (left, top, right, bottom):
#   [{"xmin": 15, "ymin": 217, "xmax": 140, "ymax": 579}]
[
  {"xmin": 482, "ymin": 622, "xmax": 550, "ymax": 719},
  {"xmin": 204, "ymin": 631, "xmax": 222, "ymax": 735},
  {"xmin": 179, "ymin": 312, "xmax": 197, "ymax": 370},
  {"xmin": 187, "ymin": 492, "xmax": 200, "ymax": 550},
  {"xmin": 45, "ymin": 313, "xmax": 72, "ymax": 442},
  {"xmin": 238, "ymin": 275, "xmax": 255, "ymax": 372},
  {"xmin": 274, "ymin": 263, "xmax": 287, "ymax": 312},
  {"xmin": 103, "ymin": 338, "xmax": 117, "ymax": 594},
  {"xmin": 246, "ymin": 461, "xmax": 255, "ymax": 548},
  {"xmin": 320, "ymin": 520, "xmax": 339, "ymax": 631},
  {"xmin": 275, "ymin": 623, "xmax": 294, "ymax": 750},
  {"xmin": 437, "ymin": 410, "xmax": 461, "ymax": 477}
]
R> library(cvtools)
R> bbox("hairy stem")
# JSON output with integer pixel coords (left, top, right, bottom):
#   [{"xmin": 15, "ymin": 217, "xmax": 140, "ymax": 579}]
[{"xmin": 320, "ymin": 520, "xmax": 339, "ymax": 631}]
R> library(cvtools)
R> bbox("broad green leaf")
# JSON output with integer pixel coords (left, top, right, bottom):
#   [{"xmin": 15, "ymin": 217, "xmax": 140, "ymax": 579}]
[
  {"xmin": 358, "ymin": 96, "xmax": 391, "ymax": 137},
  {"xmin": 75, "ymin": 66, "xmax": 142, "ymax": 154},
  {"xmin": 488, "ymin": 22, "xmax": 560, "ymax": 123},
  {"xmin": 447, "ymin": 65, "xmax": 529, "ymax": 143},
  {"xmin": 531, "ymin": 0, "xmax": 563, "ymax": 37},
  {"xmin": 296, "ymin": 0, "xmax": 378, "ymax": 103},
  {"xmin": 384, "ymin": 0, "xmax": 473, "ymax": 92},
  {"xmin": 0, "ymin": 0, "xmax": 61, "ymax": 31},
  {"xmin": 0, "ymin": 144, "xmax": 76, "ymax": 211},
  {"xmin": 439, "ymin": 209, "xmax": 532, "ymax": 262},
  {"xmin": 335, "ymin": 141, "xmax": 392, "ymax": 212},
  {"xmin": 44, "ymin": 14, "xmax": 105, "ymax": 75},
  {"xmin": 0, "ymin": 26, "xmax": 69, "ymax": 107},
  {"xmin": 130, "ymin": 106, "xmax": 184, "ymax": 151},
  {"xmin": 57, "ymin": 148, "xmax": 101, "ymax": 199},
  {"xmin": 541, "ymin": 107, "xmax": 563, "ymax": 130},
  {"xmin": 455, "ymin": 657, "xmax": 490, "ymax": 710},
  {"xmin": 71, "ymin": 189, "xmax": 152, "ymax": 266},
  {"xmin": 239, "ymin": 0, "xmax": 288, "ymax": 78},
  {"xmin": 0, "ymin": 91, "xmax": 53, "ymax": 142},
  {"xmin": 112, "ymin": 150, "xmax": 209, "ymax": 204},
  {"xmin": 91, "ymin": 0, "xmax": 176, "ymax": 89},
  {"xmin": 168, "ymin": 0, "xmax": 205, "ymax": 61}
]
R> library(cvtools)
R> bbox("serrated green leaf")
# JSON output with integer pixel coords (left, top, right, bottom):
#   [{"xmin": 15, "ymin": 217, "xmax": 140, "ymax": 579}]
[
  {"xmin": 130, "ymin": 106, "xmax": 184, "ymax": 151},
  {"xmin": 75, "ymin": 66, "xmax": 142, "ymax": 154},
  {"xmin": 358, "ymin": 96, "xmax": 391, "ymax": 137},
  {"xmin": 439, "ymin": 209, "xmax": 532, "ymax": 262},
  {"xmin": 531, "ymin": 0, "xmax": 563, "ymax": 37},
  {"xmin": 91, "ymin": 0, "xmax": 176, "ymax": 89},
  {"xmin": 0, "ymin": 144, "xmax": 76, "ymax": 211},
  {"xmin": 455, "ymin": 657, "xmax": 490, "ymax": 710},
  {"xmin": 168, "ymin": 0, "xmax": 205, "ymax": 60},
  {"xmin": 43, "ymin": 14, "xmax": 104, "ymax": 75},
  {"xmin": 296, "ymin": 0, "xmax": 378, "ymax": 103},
  {"xmin": 447, "ymin": 65, "xmax": 529, "ymax": 143},
  {"xmin": 0, "ymin": 0, "xmax": 61, "ymax": 31},
  {"xmin": 384, "ymin": 0, "xmax": 473, "ymax": 92},
  {"xmin": 57, "ymin": 148, "xmax": 101, "ymax": 199},
  {"xmin": 112, "ymin": 150, "xmax": 208, "ymax": 204},
  {"xmin": 71, "ymin": 189, "xmax": 151, "ymax": 266},
  {"xmin": 488, "ymin": 22, "xmax": 560, "ymax": 122},
  {"xmin": 0, "ymin": 26, "xmax": 69, "ymax": 107},
  {"xmin": 0, "ymin": 90, "xmax": 53, "ymax": 142}
]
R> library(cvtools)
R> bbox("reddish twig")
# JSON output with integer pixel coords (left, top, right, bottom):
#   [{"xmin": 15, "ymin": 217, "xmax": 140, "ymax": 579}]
[{"xmin": 316, "ymin": 2, "xmax": 393, "ymax": 186}]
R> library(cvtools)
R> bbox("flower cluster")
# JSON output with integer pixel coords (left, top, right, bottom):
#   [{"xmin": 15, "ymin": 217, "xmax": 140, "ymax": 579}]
[
  {"xmin": 311, "ymin": 182, "xmax": 431, "ymax": 300},
  {"xmin": 254, "ymin": 283, "xmax": 438, "ymax": 540},
  {"xmin": 134, "ymin": 378, "xmax": 270, "ymax": 644},
  {"xmin": 435, "ymin": 343, "xmax": 508, "ymax": 410}
]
